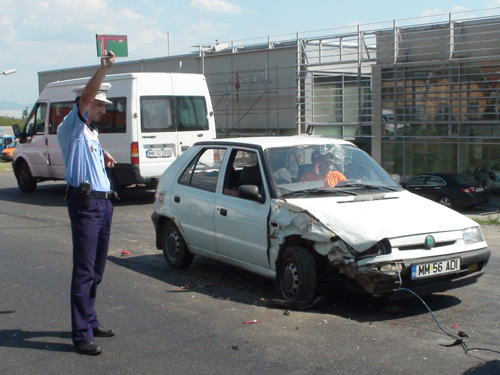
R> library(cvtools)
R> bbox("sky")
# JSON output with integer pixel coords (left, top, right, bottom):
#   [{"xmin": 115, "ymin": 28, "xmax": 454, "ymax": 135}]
[{"xmin": 1, "ymin": 0, "xmax": 500, "ymax": 108}]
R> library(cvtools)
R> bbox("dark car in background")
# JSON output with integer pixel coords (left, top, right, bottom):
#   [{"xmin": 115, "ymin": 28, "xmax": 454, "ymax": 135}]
[{"xmin": 402, "ymin": 173, "xmax": 489, "ymax": 209}]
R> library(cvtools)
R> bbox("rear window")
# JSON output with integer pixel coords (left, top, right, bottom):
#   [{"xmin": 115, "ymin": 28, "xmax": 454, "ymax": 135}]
[
  {"xmin": 141, "ymin": 96, "xmax": 175, "ymax": 132},
  {"xmin": 140, "ymin": 96, "xmax": 208, "ymax": 133}
]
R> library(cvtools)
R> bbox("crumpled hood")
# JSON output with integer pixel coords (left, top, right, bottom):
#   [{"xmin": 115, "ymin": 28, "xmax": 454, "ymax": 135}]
[{"xmin": 285, "ymin": 190, "xmax": 477, "ymax": 252}]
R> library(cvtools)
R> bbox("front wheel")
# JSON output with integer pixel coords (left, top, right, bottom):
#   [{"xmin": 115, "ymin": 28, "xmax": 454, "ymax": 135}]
[
  {"xmin": 162, "ymin": 222, "xmax": 194, "ymax": 269},
  {"xmin": 275, "ymin": 245, "xmax": 317, "ymax": 308},
  {"xmin": 16, "ymin": 161, "xmax": 37, "ymax": 193}
]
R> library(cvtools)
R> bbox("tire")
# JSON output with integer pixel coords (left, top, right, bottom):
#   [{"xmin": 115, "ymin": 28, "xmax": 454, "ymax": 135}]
[
  {"xmin": 16, "ymin": 161, "xmax": 37, "ymax": 193},
  {"xmin": 275, "ymin": 245, "xmax": 317, "ymax": 307},
  {"xmin": 438, "ymin": 195, "xmax": 453, "ymax": 208},
  {"xmin": 162, "ymin": 222, "xmax": 194, "ymax": 269}
]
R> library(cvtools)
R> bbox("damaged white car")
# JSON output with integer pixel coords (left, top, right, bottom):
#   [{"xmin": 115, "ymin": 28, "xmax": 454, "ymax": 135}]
[{"xmin": 151, "ymin": 136, "xmax": 490, "ymax": 307}]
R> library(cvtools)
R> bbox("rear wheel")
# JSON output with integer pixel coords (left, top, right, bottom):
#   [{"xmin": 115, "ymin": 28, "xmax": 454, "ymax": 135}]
[
  {"xmin": 275, "ymin": 245, "xmax": 317, "ymax": 308},
  {"xmin": 162, "ymin": 222, "xmax": 194, "ymax": 269},
  {"xmin": 16, "ymin": 161, "xmax": 37, "ymax": 193},
  {"xmin": 438, "ymin": 195, "xmax": 453, "ymax": 208}
]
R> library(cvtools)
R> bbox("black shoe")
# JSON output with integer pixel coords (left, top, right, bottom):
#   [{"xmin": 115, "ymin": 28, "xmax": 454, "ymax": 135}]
[
  {"xmin": 93, "ymin": 326, "xmax": 116, "ymax": 337},
  {"xmin": 74, "ymin": 340, "xmax": 102, "ymax": 355}
]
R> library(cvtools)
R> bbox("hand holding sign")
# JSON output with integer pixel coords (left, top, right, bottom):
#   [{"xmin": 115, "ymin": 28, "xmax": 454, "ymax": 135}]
[{"xmin": 96, "ymin": 34, "xmax": 128, "ymax": 57}]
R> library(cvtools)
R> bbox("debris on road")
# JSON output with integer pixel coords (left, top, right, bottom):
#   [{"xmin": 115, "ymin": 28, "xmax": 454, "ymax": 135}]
[{"xmin": 243, "ymin": 320, "xmax": 260, "ymax": 324}]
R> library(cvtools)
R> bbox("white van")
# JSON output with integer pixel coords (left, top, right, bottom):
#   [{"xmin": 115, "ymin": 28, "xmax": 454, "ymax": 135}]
[{"xmin": 12, "ymin": 72, "xmax": 216, "ymax": 195}]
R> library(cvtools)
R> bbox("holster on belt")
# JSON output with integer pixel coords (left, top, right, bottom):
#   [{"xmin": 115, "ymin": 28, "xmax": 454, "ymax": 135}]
[
  {"xmin": 77, "ymin": 182, "xmax": 92, "ymax": 208},
  {"xmin": 66, "ymin": 182, "xmax": 92, "ymax": 208}
]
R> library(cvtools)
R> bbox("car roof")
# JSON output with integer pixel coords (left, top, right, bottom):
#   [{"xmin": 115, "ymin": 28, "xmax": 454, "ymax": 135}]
[
  {"xmin": 195, "ymin": 135, "xmax": 354, "ymax": 150},
  {"xmin": 406, "ymin": 172, "xmax": 462, "ymax": 178}
]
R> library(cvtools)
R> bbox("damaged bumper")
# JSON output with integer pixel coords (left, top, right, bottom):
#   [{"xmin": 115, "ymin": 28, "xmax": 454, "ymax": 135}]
[{"xmin": 345, "ymin": 247, "xmax": 491, "ymax": 297}]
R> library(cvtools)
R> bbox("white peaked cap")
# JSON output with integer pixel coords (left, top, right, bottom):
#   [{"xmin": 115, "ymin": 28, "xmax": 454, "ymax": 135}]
[{"xmin": 72, "ymin": 82, "xmax": 112, "ymax": 104}]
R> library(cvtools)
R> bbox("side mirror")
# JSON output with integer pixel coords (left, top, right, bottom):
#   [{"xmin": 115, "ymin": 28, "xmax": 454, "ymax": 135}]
[
  {"xmin": 12, "ymin": 124, "xmax": 27, "ymax": 143},
  {"xmin": 12, "ymin": 124, "xmax": 21, "ymax": 138},
  {"xmin": 238, "ymin": 185, "xmax": 264, "ymax": 203}
]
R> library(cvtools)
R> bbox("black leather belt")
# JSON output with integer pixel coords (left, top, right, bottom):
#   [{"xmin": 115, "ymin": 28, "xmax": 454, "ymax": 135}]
[
  {"xmin": 89, "ymin": 190, "xmax": 114, "ymax": 199},
  {"xmin": 67, "ymin": 186, "xmax": 114, "ymax": 199}
]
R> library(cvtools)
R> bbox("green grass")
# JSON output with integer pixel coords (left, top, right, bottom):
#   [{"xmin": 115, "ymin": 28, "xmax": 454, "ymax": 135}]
[
  {"xmin": 0, "ymin": 161, "xmax": 13, "ymax": 172},
  {"xmin": 473, "ymin": 216, "xmax": 500, "ymax": 226},
  {"xmin": 0, "ymin": 116, "xmax": 23, "ymax": 128}
]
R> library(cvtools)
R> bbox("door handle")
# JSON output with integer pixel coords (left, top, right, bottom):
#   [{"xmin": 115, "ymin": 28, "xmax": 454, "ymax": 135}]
[
  {"xmin": 220, "ymin": 208, "xmax": 227, "ymax": 216},
  {"xmin": 174, "ymin": 196, "xmax": 180, "ymax": 203}
]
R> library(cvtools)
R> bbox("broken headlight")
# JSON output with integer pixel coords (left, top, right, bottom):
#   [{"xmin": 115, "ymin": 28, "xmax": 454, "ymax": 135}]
[
  {"xmin": 360, "ymin": 239, "xmax": 392, "ymax": 258},
  {"xmin": 463, "ymin": 227, "xmax": 484, "ymax": 245}
]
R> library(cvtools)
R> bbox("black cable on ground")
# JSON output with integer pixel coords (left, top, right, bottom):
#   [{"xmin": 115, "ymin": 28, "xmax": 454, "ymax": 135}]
[{"xmin": 399, "ymin": 287, "xmax": 500, "ymax": 356}]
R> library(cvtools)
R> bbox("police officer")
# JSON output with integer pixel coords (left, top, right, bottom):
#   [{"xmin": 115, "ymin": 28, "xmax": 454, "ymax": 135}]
[{"xmin": 58, "ymin": 51, "xmax": 117, "ymax": 355}]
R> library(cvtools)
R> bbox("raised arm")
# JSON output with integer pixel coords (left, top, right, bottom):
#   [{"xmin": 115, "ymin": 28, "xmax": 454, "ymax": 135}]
[{"xmin": 79, "ymin": 51, "xmax": 115, "ymax": 117}]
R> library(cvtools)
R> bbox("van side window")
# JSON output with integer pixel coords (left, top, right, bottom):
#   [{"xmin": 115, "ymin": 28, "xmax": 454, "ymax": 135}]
[
  {"xmin": 141, "ymin": 96, "xmax": 174, "ymax": 133},
  {"xmin": 93, "ymin": 97, "xmax": 127, "ymax": 133},
  {"xmin": 177, "ymin": 96, "xmax": 208, "ymax": 131},
  {"xmin": 49, "ymin": 101, "xmax": 73, "ymax": 134},
  {"xmin": 178, "ymin": 148, "xmax": 226, "ymax": 192},
  {"xmin": 24, "ymin": 103, "xmax": 47, "ymax": 140}
]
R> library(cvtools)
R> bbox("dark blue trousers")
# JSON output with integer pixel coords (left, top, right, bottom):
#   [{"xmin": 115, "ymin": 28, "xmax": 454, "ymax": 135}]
[{"xmin": 67, "ymin": 194, "xmax": 113, "ymax": 345}]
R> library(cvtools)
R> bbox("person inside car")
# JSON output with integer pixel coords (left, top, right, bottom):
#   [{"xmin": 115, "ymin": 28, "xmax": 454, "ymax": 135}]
[{"xmin": 300, "ymin": 152, "xmax": 347, "ymax": 187}]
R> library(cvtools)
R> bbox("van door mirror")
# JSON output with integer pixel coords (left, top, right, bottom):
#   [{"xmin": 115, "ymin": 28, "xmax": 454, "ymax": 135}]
[{"xmin": 12, "ymin": 124, "xmax": 21, "ymax": 139}]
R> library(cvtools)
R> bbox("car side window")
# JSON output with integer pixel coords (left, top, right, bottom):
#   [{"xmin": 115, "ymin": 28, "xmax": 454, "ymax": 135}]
[
  {"xmin": 223, "ymin": 149, "xmax": 264, "ymax": 198},
  {"xmin": 426, "ymin": 176, "xmax": 445, "ymax": 186},
  {"xmin": 178, "ymin": 147, "xmax": 226, "ymax": 192},
  {"xmin": 406, "ymin": 176, "xmax": 426, "ymax": 186}
]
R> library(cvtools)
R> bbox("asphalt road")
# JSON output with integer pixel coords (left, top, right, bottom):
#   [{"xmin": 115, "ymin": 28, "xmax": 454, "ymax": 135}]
[{"xmin": 1, "ymin": 169, "xmax": 500, "ymax": 375}]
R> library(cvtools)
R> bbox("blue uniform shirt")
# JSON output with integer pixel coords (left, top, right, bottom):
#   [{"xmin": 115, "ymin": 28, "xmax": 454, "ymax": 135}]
[{"xmin": 57, "ymin": 103, "xmax": 111, "ymax": 192}]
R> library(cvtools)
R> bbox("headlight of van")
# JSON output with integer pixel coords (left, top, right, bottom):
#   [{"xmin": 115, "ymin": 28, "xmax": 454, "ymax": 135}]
[{"xmin": 463, "ymin": 227, "xmax": 484, "ymax": 244}]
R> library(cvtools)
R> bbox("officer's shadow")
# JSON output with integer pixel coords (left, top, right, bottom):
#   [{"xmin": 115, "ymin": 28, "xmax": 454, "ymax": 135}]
[{"xmin": 0, "ymin": 326, "xmax": 73, "ymax": 353}]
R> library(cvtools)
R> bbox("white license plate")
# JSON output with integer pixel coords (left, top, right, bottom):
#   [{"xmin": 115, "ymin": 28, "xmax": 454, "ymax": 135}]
[
  {"xmin": 146, "ymin": 149, "xmax": 173, "ymax": 158},
  {"xmin": 411, "ymin": 258, "xmax": 460, "ymax": 279},
  {"xmin": 476, "ymin": 187, "xmax": 484, "ymax": 192}
]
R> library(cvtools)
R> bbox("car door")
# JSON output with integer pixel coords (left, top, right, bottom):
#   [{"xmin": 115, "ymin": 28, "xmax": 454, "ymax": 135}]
[
  {"xmin": 214, "ymin": 148, "xmax": 270, "ymax": 269},
  {"xmin": 423, "ymin": 175, "xmax": 447, "ymax": 200},
  {"xmin": 403, "ymin": 175, "xmax": 427, "ymax": 196},
  {"xmin": 170, "ymin": 146, "xmax": 227, "ymax": 253}
]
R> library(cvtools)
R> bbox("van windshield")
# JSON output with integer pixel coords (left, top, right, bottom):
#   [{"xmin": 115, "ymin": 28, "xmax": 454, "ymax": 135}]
[{"xmin": 141, "ymin": 96, "xmax": 208, "ymax": 132}]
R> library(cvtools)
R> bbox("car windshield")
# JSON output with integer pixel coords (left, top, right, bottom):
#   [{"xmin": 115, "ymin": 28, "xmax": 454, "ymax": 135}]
[{"xmin": 265, "ymin": 143, "xmax": 401, "ymax": 198}]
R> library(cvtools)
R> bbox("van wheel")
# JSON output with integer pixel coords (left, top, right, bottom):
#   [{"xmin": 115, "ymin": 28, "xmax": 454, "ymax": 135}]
[
  {"xmin": 162, "ymin": 222, "xmax": 194, "ymax": 269},
  {"xmin": 16, "ymin": 161, "xmax": 37, "ymax": 193},
  {"xmin": 275, "ymin": 245, "xmax": 317, "ymax": 308}
]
